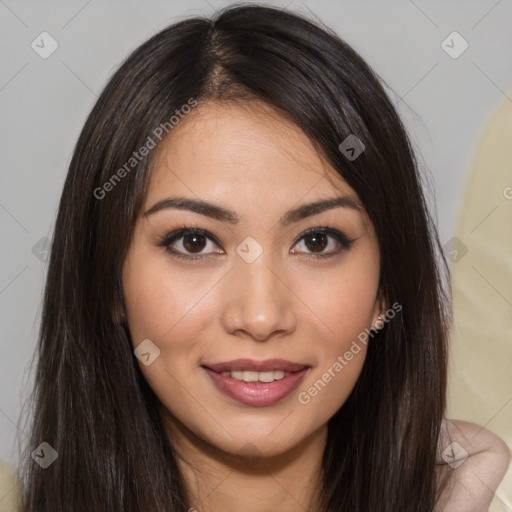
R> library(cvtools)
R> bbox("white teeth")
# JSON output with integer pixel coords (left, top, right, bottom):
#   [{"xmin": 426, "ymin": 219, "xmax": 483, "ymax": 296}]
[
  {"xmin": 220, "ymin": 369, "xmax": 288, "ymax": 382},
  {"xmin": 243, "ymin": 370, "xmax": 259, "ymax": 382},
  {"xmin": 258, "ymin": 371, "xmax": 276, "ymax": 383}
]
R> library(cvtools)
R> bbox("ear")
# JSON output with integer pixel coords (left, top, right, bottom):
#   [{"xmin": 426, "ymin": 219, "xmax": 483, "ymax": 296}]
[{"xmin": 370, "ymin": 288, "xmax": 389, "ymax": 331}]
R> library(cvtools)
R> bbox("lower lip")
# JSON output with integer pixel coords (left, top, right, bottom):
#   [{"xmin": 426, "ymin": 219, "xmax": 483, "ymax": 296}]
[{"xmin": 203, "ymin": 367, "xmax": 309, "ymax": 407}]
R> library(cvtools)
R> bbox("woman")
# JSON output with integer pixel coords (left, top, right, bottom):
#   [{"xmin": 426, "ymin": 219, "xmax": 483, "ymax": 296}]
[{"xmin": 14, "ymin": 4, "xmax": 509, "ymax": 511}]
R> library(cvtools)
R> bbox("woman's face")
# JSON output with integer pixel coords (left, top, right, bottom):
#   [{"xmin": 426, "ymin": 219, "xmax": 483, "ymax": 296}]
[{"xmin": 122, "ymin": 101, "xmax": 384, "ymax": 458}]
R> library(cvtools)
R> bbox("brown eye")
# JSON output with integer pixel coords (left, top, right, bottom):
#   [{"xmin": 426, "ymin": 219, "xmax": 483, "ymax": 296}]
[
  {"xmin": 158, "ymin": 228, "xmax": 223, "ymax": 261},
  {"xmin": 303, "ymin": 232, "xmax": 328, "ymax": 253},
  {"xmin": 182, "ymin": 233, "xmax": 207, "ymax": 253},
  {"xmin": 291, "ymin": 227, "xmax": 354, "ymax": 258}
]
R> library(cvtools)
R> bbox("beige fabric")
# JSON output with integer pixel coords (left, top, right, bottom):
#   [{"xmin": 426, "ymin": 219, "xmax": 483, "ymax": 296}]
[
  {"xmin": 0, "ymin": 459, "xmax": 21, "ymax": 512},
  {"xmin": 446, "ymin": 92, "xmax": 512, "ymax": 510}
]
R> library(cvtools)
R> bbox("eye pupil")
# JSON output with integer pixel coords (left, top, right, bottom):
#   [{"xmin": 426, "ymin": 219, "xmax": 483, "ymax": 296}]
[
  {"xmin": 183, "ymin": 234, "xmax": 206, "ymax": 253},
  {"xmin": 305, "ymin": 233, "xmax": 327, "ymax": 252}
]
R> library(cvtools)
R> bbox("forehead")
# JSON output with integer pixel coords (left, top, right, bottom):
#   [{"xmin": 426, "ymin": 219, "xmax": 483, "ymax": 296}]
[{"xmin": 146, "ymin": 100, "xmax": 361, "ymax": 213}]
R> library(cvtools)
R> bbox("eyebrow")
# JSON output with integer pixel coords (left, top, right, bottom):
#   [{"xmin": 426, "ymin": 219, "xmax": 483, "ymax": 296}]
[{"xmin": 144, "ymin": 195, "xmax": 363, "ymax": 226}]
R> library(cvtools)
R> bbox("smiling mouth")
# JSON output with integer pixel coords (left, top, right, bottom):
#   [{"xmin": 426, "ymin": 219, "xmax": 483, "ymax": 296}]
[
  {"xmin": 201, "ymin": 363, "xmax": 309, "ymax": 383},
  {"xmin": 206, "ymin": 368, "xmax": 293, "ymax": 383},
  {"xmin": 200, "ymin": 359, "xmax": 311, "ymax": 406}
]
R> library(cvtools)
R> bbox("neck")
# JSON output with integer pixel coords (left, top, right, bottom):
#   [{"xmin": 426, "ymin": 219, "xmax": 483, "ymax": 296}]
[{"xmin": 160, "ymin": 410, "xmax": 327, "ymax": 512}]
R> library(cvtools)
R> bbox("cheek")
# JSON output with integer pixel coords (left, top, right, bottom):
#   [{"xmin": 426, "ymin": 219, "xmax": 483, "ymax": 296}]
[
  {"xmin": 292, "ymin": 257, "xmax": 379, "ymax": 412},
  {"xmin": 122, "ymin": 254, "xmax": 216, "ymax": 413},
  {"xmin": 299, "ymin": 256, "xmax": 380, "ymax": 348},
  {"xmin": 122, "ymin": 250, "xmax": 215, "ymax": 348}
]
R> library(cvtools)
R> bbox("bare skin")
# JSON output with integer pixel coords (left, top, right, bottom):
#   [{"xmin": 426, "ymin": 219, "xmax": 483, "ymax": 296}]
[
  {"xmin": 435, "ymin": 419, "xmax": 510, "ymax": 511},
  {"xmin": 122, "ymin": 101, "xmax": 510, "ymax": 511}
]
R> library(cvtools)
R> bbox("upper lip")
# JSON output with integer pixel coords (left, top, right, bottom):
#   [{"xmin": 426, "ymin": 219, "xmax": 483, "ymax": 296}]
[{"xmin": 202, "ymin": 358, "xmax": 309, "ymax": 373}]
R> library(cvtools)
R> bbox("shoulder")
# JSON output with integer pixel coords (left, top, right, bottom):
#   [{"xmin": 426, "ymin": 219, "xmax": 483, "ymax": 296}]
[
  {"xmin": 0, "ymin": 459, "xmax": 22, "ymax": 512},
  {"xmin": 435, "ymin": 419, "xmax": 511, "ymax": 511}
]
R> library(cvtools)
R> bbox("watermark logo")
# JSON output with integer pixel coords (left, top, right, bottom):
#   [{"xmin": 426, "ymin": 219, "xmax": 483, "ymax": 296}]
[
  {"xmin": 441, "ymin": 441, "xmax": 469, "ymax": 469},
  {"xmin": 31, "ymin": 442, "xmax": 58, "ymax": 468},
  {"xmin": 339, "ymin": 134, "xmax": 365, "ymax": 161},
  {"xmin": 31, "ymin": 32, "xmax": 59, "ymax": 59},
  {"xmin": 441, "ymin": 31, "xmax": 468, "ymax": 59},
  {"xmin": 236, "ymin": 236, "xmax": 263, "ymax": 264},
  {"xmin": 32, "ymin": 236, "xmax": 51, "ymax": 263},
  {"xmin": 134, "ymin": 338, "xmax": 161, "ymax": 366},
  {"xmin": 443, "ymin": 236, "xmax": 468, "ymax": 263}
]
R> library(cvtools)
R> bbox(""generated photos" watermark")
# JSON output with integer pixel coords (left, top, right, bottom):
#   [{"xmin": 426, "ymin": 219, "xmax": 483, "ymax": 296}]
[
  {"xmin": 94, "ymin": 98, "xmax": 198, "ymax": 200},
  {"xmin": 298, "ymin": 302, "xmax": 402, "ymax": 405}
]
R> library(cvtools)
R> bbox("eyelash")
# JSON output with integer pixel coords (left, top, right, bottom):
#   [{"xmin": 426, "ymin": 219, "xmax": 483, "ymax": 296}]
[{"xmin": 158, "ymin": 224, "xmax": 355, "ymax": 262}]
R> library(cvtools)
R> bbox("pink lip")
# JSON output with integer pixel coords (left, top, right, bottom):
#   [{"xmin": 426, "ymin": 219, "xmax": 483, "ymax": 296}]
[{"xmin": 202, "ymin": 362, "xmax": 310, "ymax": 407}]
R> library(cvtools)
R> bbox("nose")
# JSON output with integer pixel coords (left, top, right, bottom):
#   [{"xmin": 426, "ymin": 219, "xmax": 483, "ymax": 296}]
[{"xmin": 220, "ymin": 253, "xmax": 297, "ymax": 342}]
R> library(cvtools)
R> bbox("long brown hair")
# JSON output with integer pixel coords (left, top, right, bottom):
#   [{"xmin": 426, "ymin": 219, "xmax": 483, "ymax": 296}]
[{"xmin": 17, "ymin": 3, "xmax": 451, "ymax": 511}]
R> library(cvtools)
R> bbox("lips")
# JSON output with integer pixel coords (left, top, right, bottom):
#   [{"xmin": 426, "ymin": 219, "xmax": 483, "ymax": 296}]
[{"xmin": 201, "ymin": 358, "xmax": 310, "ymax": 407}]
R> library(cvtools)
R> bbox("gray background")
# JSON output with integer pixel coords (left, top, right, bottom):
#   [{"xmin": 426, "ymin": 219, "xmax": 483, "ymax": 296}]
[{"xmin": 1, "ymin": 0, "xmax": 511, "ymax": 491}]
